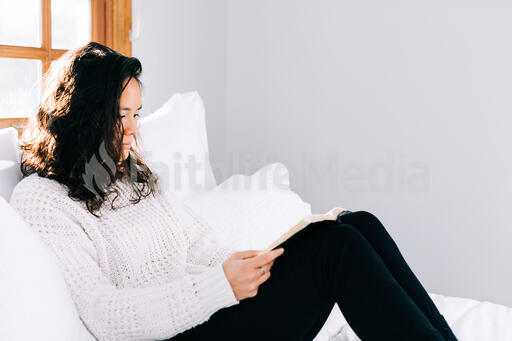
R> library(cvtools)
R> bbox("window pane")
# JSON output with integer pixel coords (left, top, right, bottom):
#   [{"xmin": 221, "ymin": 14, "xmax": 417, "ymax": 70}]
[
  {"xmin": 52, "ymin": 0, "xmax": 91, "ymax": 50},
  {"xmin": 0, "ymin": 0, "xmax": 42, "ymax": 47},
  {"xmin": 0, "ymin": 58, "xmax": 41, "ymax": 118}
]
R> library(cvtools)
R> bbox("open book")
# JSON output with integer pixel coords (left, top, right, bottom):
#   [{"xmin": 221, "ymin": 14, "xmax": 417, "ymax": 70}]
[{"xmin": 261, "ymin": 207, "xmax": 350, "ymax": 253}]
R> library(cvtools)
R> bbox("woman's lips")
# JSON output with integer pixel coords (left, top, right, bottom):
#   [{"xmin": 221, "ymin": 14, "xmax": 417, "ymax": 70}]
[{"xmin": 122, "ymin": 142, "xmax": 131, "ymax": 148}]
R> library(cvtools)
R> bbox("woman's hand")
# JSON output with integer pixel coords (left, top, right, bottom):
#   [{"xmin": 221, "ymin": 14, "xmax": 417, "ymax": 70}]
[{"xmin": 222, "ymin": 248, "xmax": 284, "ymax": 301}]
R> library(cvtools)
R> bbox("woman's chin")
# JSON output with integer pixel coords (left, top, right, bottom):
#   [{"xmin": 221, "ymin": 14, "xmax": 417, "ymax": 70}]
[{"xmin": 120, "ymin": 150, "xmax": 130, "ymax": 161}]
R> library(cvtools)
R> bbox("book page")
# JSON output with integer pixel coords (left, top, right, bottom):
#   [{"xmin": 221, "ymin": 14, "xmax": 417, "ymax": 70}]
[{"xmin": 260, "ymin": 207, "xmax": 347, "ymax": 253}]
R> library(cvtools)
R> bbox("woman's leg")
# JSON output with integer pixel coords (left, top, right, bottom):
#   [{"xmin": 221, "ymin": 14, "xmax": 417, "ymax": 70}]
[
  {"xmin": 168, "ymin": 219, "xmax": 445, "ymax": 341},
  {"xmin": 337, "ymin": 211, "xmax": 458, "ymax": 341}
]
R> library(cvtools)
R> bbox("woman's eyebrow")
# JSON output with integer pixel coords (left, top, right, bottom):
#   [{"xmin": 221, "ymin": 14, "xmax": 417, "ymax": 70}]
[{"xmin": 120, "ymin": 105, "xmax": 143, "ymax": 111}]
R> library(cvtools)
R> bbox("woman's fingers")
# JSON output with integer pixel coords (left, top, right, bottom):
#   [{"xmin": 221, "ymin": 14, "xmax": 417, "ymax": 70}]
[
  {"xmin": 224, "ymin": 248, "xmax": 283, "ymax": 299},
  {"xmin": 248, "ymin": 248, "xmax": 284, "ymax": 268},
  {"xmin": 255, "ymin": 263, "xmax": 272, "ymax": 276},
  {"xmin": 252, "ymin": 257, "xmax": 276, "ymax": 291},
  {"xmin": 263, "ymin": 262, "xmax": 273, "ymax": 274},
  {"xmin": 232, "ymin": 250, "xmax": 261, "ymax": 260},
  {"xmin": 223, "ymin": 249, "xmax": 284, "ymax": 300},
  {"xmin": 256, "ymin": 268, "xmax": 271, "ymax": 286}
]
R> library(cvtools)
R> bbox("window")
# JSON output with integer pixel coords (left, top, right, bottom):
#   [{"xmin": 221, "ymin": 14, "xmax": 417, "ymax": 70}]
[{"xmin": 0, "ymin": 0, "xmax": 132, "ymax": 132}]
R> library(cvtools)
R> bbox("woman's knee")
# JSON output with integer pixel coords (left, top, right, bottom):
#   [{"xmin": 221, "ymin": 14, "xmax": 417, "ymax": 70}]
[
  {"xmin": 290, "ymin": 219, "xmax": 374, "ymax": 252},
  {"xmin": 346, "ymin": 210, "xmax": 381, "ymax": 225},
  {"xmin": 341, "ymin": 210, "xmax": 386, "ymax": 236},
  {"xmin": 323, "ymin": 224, "xmax": 368, "ymax": 247}
]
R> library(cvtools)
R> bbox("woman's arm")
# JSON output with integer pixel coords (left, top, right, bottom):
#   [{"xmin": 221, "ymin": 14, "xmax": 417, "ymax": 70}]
[{"xmin": 10, "ymin": 190, "xmax": 238, "ymax": 341}]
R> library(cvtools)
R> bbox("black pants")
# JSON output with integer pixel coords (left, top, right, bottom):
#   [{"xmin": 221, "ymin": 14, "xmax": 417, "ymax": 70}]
[{"xmin": 168, "ymin": 211, "xmax": 458, "ymax": 341}]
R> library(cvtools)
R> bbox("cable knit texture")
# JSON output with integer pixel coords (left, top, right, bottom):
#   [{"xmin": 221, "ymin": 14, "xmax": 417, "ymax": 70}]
[{"xmin": 9, "ymin": 174, "xmax": 239, "ymax": 341}]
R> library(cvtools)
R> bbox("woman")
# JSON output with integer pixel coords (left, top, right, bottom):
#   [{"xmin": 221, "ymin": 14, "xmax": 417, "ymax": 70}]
[{"xmin": 9, "ymin": 42, "xmax": 458, "ymax": 341}]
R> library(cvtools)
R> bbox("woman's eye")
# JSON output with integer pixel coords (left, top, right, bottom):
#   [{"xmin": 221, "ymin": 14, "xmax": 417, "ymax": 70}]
[{"xmin": 119, "ymin": 113, "xmax": 140, "ymax": 120}]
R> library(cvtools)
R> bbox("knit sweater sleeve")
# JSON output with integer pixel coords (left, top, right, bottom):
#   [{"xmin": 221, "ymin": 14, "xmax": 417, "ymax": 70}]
[
  {"xmin": 9, "ymin": 181, "xmax": 238, "ymax": 341},
  {"xmin": 161, "ymin": 192, "xmax": 238, "ymax": 268}
]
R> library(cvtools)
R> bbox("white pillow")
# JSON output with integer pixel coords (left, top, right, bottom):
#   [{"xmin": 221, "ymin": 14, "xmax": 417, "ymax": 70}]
[
  {"xmin": 0, "ymin": 128, "xmax": 22, "ymax": 200},
  {"xmin": 0, "ymin": 127, "xmax": 20, "ymax": 162},
  {"xmin": 0, "ymin": 197, "xmax": 95, "ymax": 341},
  {"xmin": 183, "ymin": 162, "xmax": 312, "ymax": 250},
  {"xmin": 138, "ymin": 92, "xmax": 216, "ymax": 199}
]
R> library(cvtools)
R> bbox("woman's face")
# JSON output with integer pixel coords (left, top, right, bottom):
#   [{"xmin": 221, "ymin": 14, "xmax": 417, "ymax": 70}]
[{"xmin": 118, "ymin": 77, "xmax": 141, "ymax": 161}]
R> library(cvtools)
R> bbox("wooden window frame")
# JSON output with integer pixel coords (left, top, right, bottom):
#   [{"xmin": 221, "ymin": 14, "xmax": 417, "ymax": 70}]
[{"xmin": 0, "ymin": 0, "xmax": 132, "ymax": 132}]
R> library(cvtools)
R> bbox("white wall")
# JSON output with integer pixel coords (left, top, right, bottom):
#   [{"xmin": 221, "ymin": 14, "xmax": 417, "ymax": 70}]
[
  {"xmin": 226, "ymin": 0, "xmax": 512, "ymax": 306},
  {"xmin": 133, "ymin": 0, "xmax": 512, "ymax": 306},
  {"xmin": 132, "ymin": 0, "xmax": 228, "ymax": 165}
]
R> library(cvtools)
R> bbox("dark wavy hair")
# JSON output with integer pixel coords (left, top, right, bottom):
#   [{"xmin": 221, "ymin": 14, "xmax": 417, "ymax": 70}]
[{"xmin": 19, "ymin": 42, "xmax": 158, "ymax": 217}]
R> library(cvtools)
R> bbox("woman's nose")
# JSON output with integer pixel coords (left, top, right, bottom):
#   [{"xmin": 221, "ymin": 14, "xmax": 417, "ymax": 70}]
[{"xmin": 124, "ymin": 116, "xmax": 138, "ymax": 136}]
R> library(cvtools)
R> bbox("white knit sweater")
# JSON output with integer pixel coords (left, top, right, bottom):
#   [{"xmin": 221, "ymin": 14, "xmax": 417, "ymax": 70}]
[{"xmin": 9, "ymin": 174, "xmax": 239, "ymax": 341}]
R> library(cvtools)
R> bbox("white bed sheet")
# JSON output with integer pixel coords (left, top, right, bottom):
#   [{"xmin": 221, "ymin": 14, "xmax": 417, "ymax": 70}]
[{"xmin": 316, "ymin": 293, "xmax": 512, "ymax": 341}]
